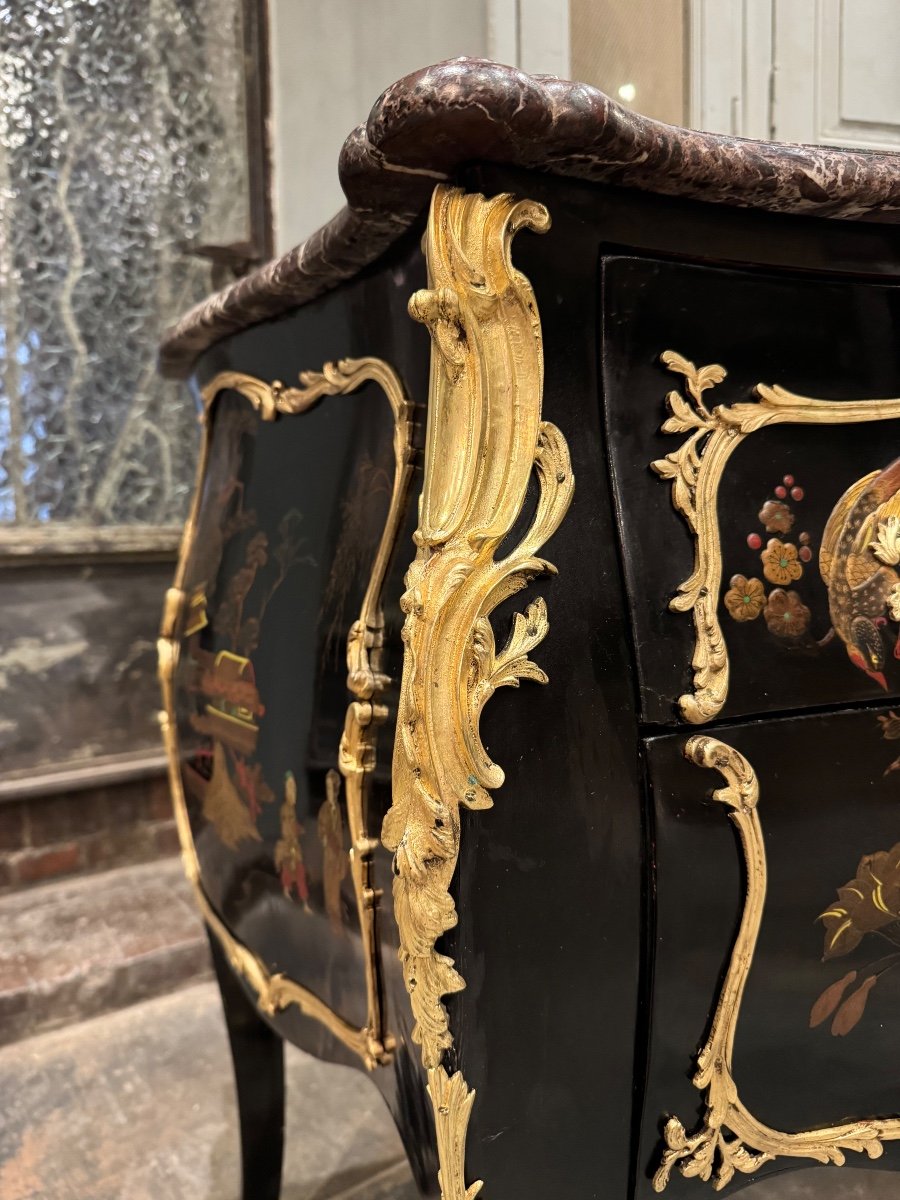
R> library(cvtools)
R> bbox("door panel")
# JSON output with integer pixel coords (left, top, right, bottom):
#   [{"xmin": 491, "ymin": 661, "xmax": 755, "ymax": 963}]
[
  {"xmin": 690, "ymin": 0, "xmax": 900, "ymax": 150},
  {"xmin": 774, "ymin": 0, "xmax": 900, "ymax": 150}
]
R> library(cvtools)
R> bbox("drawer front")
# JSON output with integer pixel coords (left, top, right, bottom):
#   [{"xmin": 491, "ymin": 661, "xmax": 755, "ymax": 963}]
[
  {"xmin": 603, "ymin": 254, "xmax": 900, "ymax": 725},
  {"xmin": 637, "ymin": 705, "xmax": 900, "ymax": 1196}
]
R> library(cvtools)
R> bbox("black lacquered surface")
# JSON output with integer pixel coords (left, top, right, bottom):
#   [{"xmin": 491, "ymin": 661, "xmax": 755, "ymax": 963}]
[
  {"xmin": 460, "ymin": 161, "xmax": 900, "ymax": 1199},
  {"xmin": 442, "ymin": 177, "xmax": 646, "ymax": 1200},
  {"xmin": 174, "ymin": 384, "xmax": 410, "ymax": 1032},
  {"xmin": 171, "ymin": 233, "xmax": 440, "ymax": 1189},
  {"xmin": 638, "ymin": 706, "xmax": 900, "ymax": 1197},
  {"xmin": 169, "ymin": 157, "xmax": 900, "ymax": 1200}
]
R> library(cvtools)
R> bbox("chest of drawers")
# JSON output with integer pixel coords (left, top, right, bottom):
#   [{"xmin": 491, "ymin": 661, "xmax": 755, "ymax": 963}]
[{"xmin": 158, "ymin": 58, "xmax": 900, "ymax": 1200}]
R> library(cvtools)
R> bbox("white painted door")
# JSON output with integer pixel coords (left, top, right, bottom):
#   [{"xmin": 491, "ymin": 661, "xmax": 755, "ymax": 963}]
[
  {"xmin": 690, "ymin": 0, "xmax": 900, "ymax": 149},
  {"xmin": 772, "ymin": 0, "xmax": 900, "ymax": 148}
]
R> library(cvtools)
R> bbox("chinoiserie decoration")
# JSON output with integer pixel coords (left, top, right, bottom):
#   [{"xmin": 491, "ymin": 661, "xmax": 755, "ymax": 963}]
[
  {"xmin": 654, "ymin": 735, "xmax": 900, "ymax": 1192},
  {"xmin": 654, "ymin": 351, "xmax": 900, "ymax": 723},
  {"xmin": 159, "ymin": 356, "xmax": 414, "ymax": 1071}
]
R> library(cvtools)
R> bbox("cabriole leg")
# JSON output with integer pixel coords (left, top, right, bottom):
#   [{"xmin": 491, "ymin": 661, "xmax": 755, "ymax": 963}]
[{"xmin": 207, "ymin": 925, "xmax": 285, "ymax": 1200}]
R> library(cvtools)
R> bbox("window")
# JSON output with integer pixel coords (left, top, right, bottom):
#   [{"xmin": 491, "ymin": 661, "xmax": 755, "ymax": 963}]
[{"xmin": 0, "ymin": 0, "xmax": 270, "ymax": 536}]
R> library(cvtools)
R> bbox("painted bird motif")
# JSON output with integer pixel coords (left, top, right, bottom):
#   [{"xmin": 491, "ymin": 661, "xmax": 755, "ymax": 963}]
[{"xmin": 820, "ymin": 456, "xmax": 900, "ymax": 688}]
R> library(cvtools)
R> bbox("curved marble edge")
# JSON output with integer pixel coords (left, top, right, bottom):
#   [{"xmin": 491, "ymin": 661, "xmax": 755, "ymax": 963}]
[{"xmin": 159, "ymin": 56, "xmax": 900, "ymax": 378}]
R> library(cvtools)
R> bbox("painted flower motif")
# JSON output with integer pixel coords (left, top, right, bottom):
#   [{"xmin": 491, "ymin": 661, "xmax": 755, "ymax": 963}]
[
  {"xmin": 818, "ymin": 843, "xmax": 900, "ymax": 960},
  {"xmin": 888, "ymin": 582, "xmax": 900, "ymax": 623},
  {"xmin": 763, "ymin": 588, "xmax": 810, "ymax": 637},
  {"xmin": 723, "ymin": 575, "xmax": 766, "ymax": 622},
  {"xmin": 871, "ymin": 516, "xmax": 900, "ymax": 566},
  {"xmin": 758, "ymin": 498, "xmax": 794, "ymax": 534},
  {"xmin": 761, "ymin": 538, "xmax": 803, "ymax": 585},
  {"xmin": 878, "ymin": 710, "xmax": 900, "ymax": 740},
  {"xmin": 810, "ymin": 969, "xmax": 878, "ymax": 1037},
  {"xmin": 811, "ymin": 842, "xmax": 900, "ymax": 1037}
]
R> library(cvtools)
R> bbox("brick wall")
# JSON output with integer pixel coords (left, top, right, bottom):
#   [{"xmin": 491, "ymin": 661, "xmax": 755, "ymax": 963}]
[{"xmin": 0, "ymin": 774, "xmax": 179, "ymax": 893}]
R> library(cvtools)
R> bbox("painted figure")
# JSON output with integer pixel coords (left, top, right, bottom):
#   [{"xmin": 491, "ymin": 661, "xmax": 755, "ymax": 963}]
[
  {"xmin": 274, "ymin": 771, "xmax": 310, "ymax": 906},
  {"xmin": 318, "ymin": 768, "xmax": 347, "ymax": 935}
]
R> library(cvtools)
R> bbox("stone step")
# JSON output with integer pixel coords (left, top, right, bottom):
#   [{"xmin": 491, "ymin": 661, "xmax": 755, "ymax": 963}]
[
  {"xmin": 0, "ymin": 981, "xmax": 416, "ymax": 1199},
  {"xmin": 0, "ymin": 857, "xmax": 210, "ymax": 1045}
]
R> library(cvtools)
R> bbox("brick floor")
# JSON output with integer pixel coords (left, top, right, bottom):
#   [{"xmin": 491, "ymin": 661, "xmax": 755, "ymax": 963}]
[{"xmin": 0, "ymin": 982, "xmax": 416, "ymax": 1200}]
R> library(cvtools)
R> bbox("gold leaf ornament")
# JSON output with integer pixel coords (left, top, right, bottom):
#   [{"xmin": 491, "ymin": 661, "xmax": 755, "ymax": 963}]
[
  {"xmin": 760, "ymin": 538, "xmax": 802, "ymax": 586},
  {"xmin": 723, "ymin": 575, "xmax": 765, "ymax": 622},
  {"xmin": 383, "ymin": 185, "xmax": 573, "ymax": 1200}
]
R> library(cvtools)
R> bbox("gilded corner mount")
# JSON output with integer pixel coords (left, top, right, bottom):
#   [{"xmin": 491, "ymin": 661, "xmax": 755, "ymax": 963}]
[{"xmin": 382, "ymin": 184, "xmax": 573, "ymax": 1200}]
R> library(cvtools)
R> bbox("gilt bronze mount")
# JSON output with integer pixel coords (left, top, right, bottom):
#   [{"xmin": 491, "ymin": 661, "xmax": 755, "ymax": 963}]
[
  {"xmin": 654, "ymin": 735, "xmax": 900, "ymax": 1191},
  {"xmin": 382, "ymin": 183, "xmax": 574, "ymax": 1199}
]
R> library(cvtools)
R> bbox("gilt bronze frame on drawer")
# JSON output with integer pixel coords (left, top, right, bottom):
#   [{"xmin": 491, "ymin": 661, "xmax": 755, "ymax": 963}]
[
  {"xmin": 157, "ymin": 356, "xmax": 414, "ymax": 1071},
  {"xmin": 653, "ymin": 351, "xmax": 900, "ymax": 723},
  {"xmin": 653, "ymin": 735, "xmax": 900, "ymax": 1192}
]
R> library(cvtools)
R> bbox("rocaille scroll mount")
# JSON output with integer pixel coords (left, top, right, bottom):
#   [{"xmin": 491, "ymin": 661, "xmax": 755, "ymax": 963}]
[
  {"xmin": 159, "ymin": 182, "xmax": 574, "ymax": 1197},
  {"xmin": 653, "ymin": 353, "xmax": 900, "ymax": 1188},
  {"xmin": 381, "ymin": 183, "xmax": 574, "ymax": 1200}
]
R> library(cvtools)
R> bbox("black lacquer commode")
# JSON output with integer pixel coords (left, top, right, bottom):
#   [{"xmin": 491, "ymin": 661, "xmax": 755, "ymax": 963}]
[{"xmin": 158, "ymin": 58, "xmax": 900, "ymax": 1200}]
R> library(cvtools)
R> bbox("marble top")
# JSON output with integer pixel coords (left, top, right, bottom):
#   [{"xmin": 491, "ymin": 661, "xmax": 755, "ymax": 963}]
[{"xmin": 159, "ymin": 57, "xmax": 900, "ymax": 378}]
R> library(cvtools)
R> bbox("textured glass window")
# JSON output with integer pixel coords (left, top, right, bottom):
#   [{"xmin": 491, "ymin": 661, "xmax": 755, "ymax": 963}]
[{"xmin": 0, "ymin": 0, "xmax": 254, "ymax": 528}]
